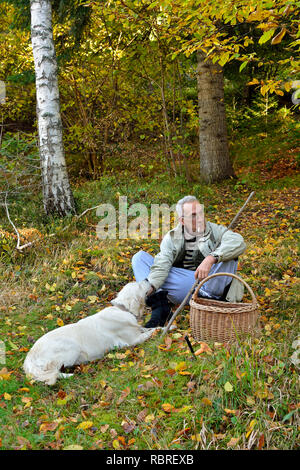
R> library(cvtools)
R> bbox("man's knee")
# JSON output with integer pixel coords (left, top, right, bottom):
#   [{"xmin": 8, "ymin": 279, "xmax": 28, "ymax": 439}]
[{"xmin": 131, "ymin": 250, "xmax": 147, "ymax": 268}]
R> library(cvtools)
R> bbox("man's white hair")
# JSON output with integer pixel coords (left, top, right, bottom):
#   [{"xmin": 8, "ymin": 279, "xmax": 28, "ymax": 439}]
[{"xmin": 176, "ymin": 195, "xmax": 199, "ymax": 218}]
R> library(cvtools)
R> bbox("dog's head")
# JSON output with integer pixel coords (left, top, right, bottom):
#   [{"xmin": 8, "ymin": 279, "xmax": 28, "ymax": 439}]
[{"xmin": 111, "ymin": 280, "xmax": 149, "ymax": 320}]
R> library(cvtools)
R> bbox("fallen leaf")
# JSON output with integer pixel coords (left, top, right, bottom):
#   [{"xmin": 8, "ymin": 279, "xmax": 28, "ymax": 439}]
[
  {"xmin": 16, "ymin": 436, "xmax": 32, "ymax": 450},
  {"xmin": 166, "ymin": 369, "xmax": 176, "ymax": 376},
  {"xmin": 257, "ymin": 433, "xmax": 265, "ymax": 450},
  {"xmin": 201, "ymin": 397, "xmax": 212, "ymax": 406},
  {"xmin": 39, "ymin": 422, "xmax": 58, "ymax": 433},
  {"xmin": 116, "ymin": 386, "xmax": 130, "ymax": 405},
  {"xmin": 137, "ymin": 408, "xmax": 148, "ymax": 422},
  {"xmin": 227, "ymin": 437, "xmax": 240, "ymax": 447},
  {"xmin": 100, "ymin": 424, "xmax": 109, "ymax": 433},
  {"xmin": 246, "ymin": 419, "xmax": 257, "ymax": 438},
  {"xmin": 144, "ymin": 413, "xmax": 155, "ymax": 423},
  {"xmin": 224, "ymin": 408, "xmax": 237, "ymax": 415},
  {"xmin": 195, "ymin": 342, "xmax": 212, "ymax": 355},
  {"xmin": 121, "ymin": 420, "xmax": 136, "ymax": 434},
  {"xmin": 162, "ymin": 403, "xmax": 174, "ymax": 413},
  {"xmin": 76, "ymin": 421, "xmax": 93, "ymax": 430},
  {"xmin": 0, "ymin": 368, "xmax": 13, "ymax": 380},
  {"xmin": 57, "ymin": 318, "xmax": 64, "ymax": 327},
  {"xmin": 175, "ymin": 361, "xmax": 187, "ymax": 372},
  {"xmin": 224, "ymin": 382, "xmax": 233, "ymax": 392},
  {"xmin": 112, "ymin": 439, "xmax": 120, "ymax": 449}
]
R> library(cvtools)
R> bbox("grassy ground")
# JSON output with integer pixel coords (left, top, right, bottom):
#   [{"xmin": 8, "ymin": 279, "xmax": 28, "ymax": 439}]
[{"xmin": 0, "ymin": 125, "xmax": 299, "ymax": 450}]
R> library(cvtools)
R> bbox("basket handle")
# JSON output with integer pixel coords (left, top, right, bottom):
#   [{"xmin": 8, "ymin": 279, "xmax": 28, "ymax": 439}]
[{"xmin": 192, "ymin": 272, "xmax": 258, "ymax": 305}]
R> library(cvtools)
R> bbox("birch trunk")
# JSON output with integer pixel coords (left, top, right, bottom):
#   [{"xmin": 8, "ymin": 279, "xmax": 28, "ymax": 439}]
[
  {"xmin": 30, "ymin": 0, "xmax": 75, "ymax": 216},
  {"xmin": 197, "ymin": 51, "xmax": 235, "ymax": 183}
]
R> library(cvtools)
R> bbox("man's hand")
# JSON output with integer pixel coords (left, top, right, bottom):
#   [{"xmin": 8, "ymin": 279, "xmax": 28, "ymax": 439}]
[
  {"xmin": 194, "ymin": 255, "xmax": 217, "ymax": 280},
  {"xmin": 147, "ymin": 286, "xmax": 154, "ymax": 296}
]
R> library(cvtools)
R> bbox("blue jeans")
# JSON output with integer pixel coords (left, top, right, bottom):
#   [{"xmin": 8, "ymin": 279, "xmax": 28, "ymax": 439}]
[{"xmin": 131, "ymin": 250, "xmax": 238, "ymax": 305}]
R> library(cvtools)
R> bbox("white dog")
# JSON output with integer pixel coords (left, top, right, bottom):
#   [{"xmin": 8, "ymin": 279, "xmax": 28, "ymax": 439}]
[{"xmin": 24, "ymin": 280, "xmax": 171, "ymax": 385}]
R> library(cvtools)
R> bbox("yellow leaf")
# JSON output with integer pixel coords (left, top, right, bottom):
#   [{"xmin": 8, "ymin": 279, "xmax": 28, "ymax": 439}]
[
  {"xmin": 77, "ymin": 421, "xmax": 93, "ymax": 430},
  {"xmin": 162, "ymin": 403, "xmax": 174, "ymax": 413},
  {"xmin": 57, "ymin": 318, "xmax": 64, "ymax": 327},
  {"xmin": 177, "ymin": 405, "xmax": 193, "ymax": 413},
  {"xmin": 144, "ymin": 414, "xmax": 155, "ymax": 423},
  {"xmin": 201, "ymin": 397, "xmax": 212, "ymax": 406},
  {"xmin": 261, "ymin": 85, "xmax": 269, "ymax": 96},
  {"xmin": 264, "ymin": 287, "xmax": 271, "ymax": 297},
  {"xmin": 271, "ymin": 28, "xmax": 286, "ymax": 45},
  {"xmin": 247, "ymin": 78, "xmax": 259, "ymax": 86},
  {"xmin": 246, "ymin": 419, "xmax": 257, "ymax": 438},
  {"xmin": 224, "ymin": 382, "xmax": 233, "ymax": 392},
  {"xmin": 224, "ymin": 408, "xmax": 237, "ymax": 414},
  {"xmin": 175, "ymin": 361, "xmax": 187, "ymax": 371},
  {"xmin": 284, "ymin": 81, "xmax": 292, "ymax": 93},
  {"xmin": 0, "ymin": 368, "xmax": 12, "ymax": 380},
  {"xmin": 4, "ymin": 392, "xmax": 11, "ymax": 400},
  {"xmin": 18, "ymin": 387, "xmax": 30, "ymax": 393},
  {"xmin": 112, "ymin": 439, "xmax": 120, "ymax": 449}
]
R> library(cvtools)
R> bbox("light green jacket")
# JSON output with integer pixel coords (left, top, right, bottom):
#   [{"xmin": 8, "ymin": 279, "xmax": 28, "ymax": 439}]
[{"xmin": 147, "ymin": 220, "xmax": 246, "ymax": 302}]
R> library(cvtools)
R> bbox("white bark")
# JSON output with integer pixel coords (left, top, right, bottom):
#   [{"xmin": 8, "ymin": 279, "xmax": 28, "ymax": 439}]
[{"xmin": 30, "ymin": 0, "xmax": 75, "ymax": 216}]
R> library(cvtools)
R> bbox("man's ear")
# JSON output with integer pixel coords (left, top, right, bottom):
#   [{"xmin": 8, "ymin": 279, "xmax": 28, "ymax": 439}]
[{"xmin": 179, "ymin": 216, "xmax": 184, "ymax": 226}]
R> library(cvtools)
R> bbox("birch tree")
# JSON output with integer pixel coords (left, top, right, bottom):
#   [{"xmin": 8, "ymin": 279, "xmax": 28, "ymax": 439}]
[{"xmin": 30, "ymin": 0, "xmax": 75, "ymax": 216}]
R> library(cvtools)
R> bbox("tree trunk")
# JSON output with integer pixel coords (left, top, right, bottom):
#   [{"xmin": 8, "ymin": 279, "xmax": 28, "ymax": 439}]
[
  {"xmin": 30, "ymin": 0, "xmax": 75, "ymax": 216},
  {"xmin": 196, "ymin": 51, "xmax": 235, "ymax": 183}
]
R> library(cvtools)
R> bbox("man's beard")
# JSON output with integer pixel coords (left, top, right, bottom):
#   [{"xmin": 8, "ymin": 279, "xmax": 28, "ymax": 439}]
[{"xmin": 184, "ymin": 223, "xmax": 204, "ymax": 238}]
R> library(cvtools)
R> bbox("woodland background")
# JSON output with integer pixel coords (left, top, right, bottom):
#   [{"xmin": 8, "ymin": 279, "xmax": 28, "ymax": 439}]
[{"xmin": 0, "ymin": 0, "xmax": 299, "ymax": 451}]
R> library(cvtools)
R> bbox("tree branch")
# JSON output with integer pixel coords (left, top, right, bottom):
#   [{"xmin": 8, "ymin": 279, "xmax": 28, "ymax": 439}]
[{"xmin": 4, "ymin": 196, "xmax": 102, "ymax": 252}]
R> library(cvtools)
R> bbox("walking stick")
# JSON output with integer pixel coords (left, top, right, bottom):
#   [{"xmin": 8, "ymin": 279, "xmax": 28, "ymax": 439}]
[{"xmin": 161, "ymin": 191, "xmax": 255, "ymax": 338}]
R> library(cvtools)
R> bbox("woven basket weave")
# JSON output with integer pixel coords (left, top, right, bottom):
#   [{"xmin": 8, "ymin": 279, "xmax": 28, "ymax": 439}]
[{"xmin": 189, "ymin": 273, "xmax": 260, "ymax": 343}]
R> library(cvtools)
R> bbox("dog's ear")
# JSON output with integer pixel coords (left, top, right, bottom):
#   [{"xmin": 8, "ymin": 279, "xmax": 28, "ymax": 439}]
[{"xmin": 112, "ymin": 280, "xmax": 148, "ymax": 308}]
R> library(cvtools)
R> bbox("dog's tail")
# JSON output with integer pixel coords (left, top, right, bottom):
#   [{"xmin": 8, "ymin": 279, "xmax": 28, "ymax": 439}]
[{"xmin": 23, "ymin": 354, "xmax": 65, "ymax": 386}]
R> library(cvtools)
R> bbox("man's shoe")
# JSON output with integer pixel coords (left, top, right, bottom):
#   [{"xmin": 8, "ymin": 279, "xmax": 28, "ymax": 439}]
[{"xmin": 144, "ymin": 290, "xmax": 172, "ymax": 328}]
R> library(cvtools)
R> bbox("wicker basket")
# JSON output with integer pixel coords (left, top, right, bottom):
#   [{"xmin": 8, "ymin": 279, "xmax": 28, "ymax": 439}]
[{"xmin": 189, "ymin": 272, "xmax": 260, "ymax": 343}]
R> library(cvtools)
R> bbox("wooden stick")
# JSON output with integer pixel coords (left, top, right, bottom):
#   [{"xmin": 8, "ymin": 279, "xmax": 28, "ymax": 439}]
[
  {"xmin": 161, "ymin": 191, "xmax": 255, "ymax": 337},
  {"xmin": 4, "ymin": 194, "xmax": 102, "ymax": 252}
]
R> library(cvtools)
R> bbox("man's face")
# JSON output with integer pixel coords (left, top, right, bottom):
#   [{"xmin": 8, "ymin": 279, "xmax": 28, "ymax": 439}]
[{"xmin": 180, "ymin": 201, "xmax": 205, "ymax": 235}]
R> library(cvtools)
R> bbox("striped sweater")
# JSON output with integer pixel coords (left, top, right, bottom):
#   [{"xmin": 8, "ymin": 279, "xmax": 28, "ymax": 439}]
[{"xmin": 182, "ymin": 232, "xmax": 204, "ymax": 270}]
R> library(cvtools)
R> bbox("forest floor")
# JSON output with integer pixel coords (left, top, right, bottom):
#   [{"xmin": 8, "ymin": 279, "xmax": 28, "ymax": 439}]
[{"xmin": 0, "ymin": 125, "xmax": 299, "ymax": 450}]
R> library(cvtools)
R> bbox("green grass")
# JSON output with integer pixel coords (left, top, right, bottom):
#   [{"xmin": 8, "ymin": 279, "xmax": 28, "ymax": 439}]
[{"xmin": 0, "ymin": 124, "xmax": 299, "ymax": 450}]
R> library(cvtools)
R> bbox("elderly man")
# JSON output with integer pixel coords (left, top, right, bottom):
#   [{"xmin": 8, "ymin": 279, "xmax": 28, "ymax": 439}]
[{"xmin": 131, "ymin": 195, "xmax": 246, "ymax": 328}]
